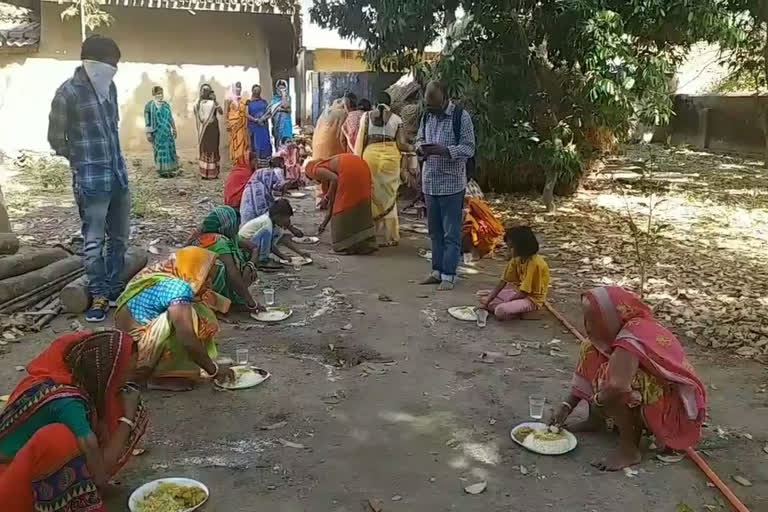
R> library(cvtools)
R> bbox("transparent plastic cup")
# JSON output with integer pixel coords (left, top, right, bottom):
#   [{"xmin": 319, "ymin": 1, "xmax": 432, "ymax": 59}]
[
  {"xmin": 529, "ymin": 395, "xmax": 546, "ymax": 419},
  {"xmin": 463, "ymin": 252, "xmax": 473, "ymax": 265},
  {"xmin": 476, "ymin": 308, "xmax": 488, "ymax": 328},
  {"xmin": 236, "ymin": 348, "xmax": 249, "ymax": 366},
  {"xmin": 292, "ymin": 257, "xmax": 302, "ymax": 271},
  {"xmin": 264, "ymin": 288, "xmax": 275, "ymax": 306}
]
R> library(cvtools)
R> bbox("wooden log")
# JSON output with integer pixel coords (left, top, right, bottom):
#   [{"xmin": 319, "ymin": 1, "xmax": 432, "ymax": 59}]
[
  {"xmin": 0, "ymin": 233, "xmax": 20, "ymax": 255},
  {"xmin": 0, "ymin": 248, "xmax": 70, "ymax": 281},
  {"xmin": 60, "ymin": 248, "xmax": 148, "ymax": 313},
  {"xmin": 1, "ymin": 268, "xmax": 84, "ymax": 313},
  {"xmin": 33, "ymin": 299, "xmax": 62, "ymax": 332},
  {"xmin": 0, "ymin": 256, "xmax": 83, "ymax": 306}
]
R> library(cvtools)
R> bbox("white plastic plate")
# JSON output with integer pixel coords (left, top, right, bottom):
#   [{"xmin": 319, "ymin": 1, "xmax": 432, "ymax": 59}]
[
  {"xmin": 128, "ymin": 477, "xmax": 209, "ymax": 512},
  {"xmin": 448, "ymin": 306, "xmax": 478, "ymax": 322},
  {"xmin": 292, "ymin": 236, "xmax": 320, "ymax": 245},
  {"xmin": 250, "ymin": 307, "xmax": 294, "ymax": 323},
  {"xmin": 215, "ymin": 366, "xmax": 271, "ymax": 390},
  {"xmin": 510, "ymin": 422, "xmax": 577, "ymax": 456}
]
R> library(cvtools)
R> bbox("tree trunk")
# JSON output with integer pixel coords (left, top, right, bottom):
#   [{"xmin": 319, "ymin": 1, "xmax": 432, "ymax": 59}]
[
  {"xmin": 762, "ymin": 26, "xmax": 768, "ymax": 168},
  {"xmin": 60, "ymin": 248, "xmax": 148, "ymax": 313},
  {"xmin": 0, "ymin": 248, "xmax": 70, "ymax": 281},
  {"xmin": 542, "ymin": 172, "xmax": 557, "ymax": 212},
  {"xmin": 0, "ymin": 184, "xmax": 10, "ymax": 233},
  {"xmin": 0, "ymin": 233, "xmax": 20, "ymax": 255},
  {"xmin": 0, "ymin": 256, "xmax": 83, "ymax": 305}
]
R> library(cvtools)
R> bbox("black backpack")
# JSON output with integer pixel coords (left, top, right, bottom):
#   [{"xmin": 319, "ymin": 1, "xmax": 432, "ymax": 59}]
[{"xmin": 420, "ymin": 106, "xmax": 476, "ymax": 179}]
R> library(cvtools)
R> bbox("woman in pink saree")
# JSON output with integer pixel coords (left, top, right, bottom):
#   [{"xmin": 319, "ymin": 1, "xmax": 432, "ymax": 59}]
[{"xmin": 551, "ymin": 286, "xmax": 707, "ymax": 470}]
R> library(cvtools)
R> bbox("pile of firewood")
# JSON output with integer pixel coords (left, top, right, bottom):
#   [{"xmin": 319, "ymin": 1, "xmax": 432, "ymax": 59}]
[{"xmin": 0, "ymin": 248, "xmax": 84, "ymax": 339}]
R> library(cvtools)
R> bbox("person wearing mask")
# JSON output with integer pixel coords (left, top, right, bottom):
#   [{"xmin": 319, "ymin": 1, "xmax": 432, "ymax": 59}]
[
  {"xmin": 48, "ymin": 35, "xmax": 130, "ymax": 322},
  {"xmin": 415, "ymin": 81, "xmax": 476, "ymax": 291}
]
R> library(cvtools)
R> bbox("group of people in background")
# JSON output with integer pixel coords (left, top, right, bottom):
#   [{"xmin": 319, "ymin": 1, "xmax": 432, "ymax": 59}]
[{"xmin": 143, "ymin": 79, "xmax": 294, "ymax": 180}]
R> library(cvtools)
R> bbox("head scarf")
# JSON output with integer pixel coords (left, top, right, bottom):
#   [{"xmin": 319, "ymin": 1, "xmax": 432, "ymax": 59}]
[
  {"xmin": 1, "ymin": 330, "xmax": 143, "ymax": 448},
  {"xmin": 199, "ymin": 206, "xmax": 240, "ymax": 240},
  {"xmin": 226, "ymin": 83, "xmax": 242, "ymax": 103},
  {"xmin": 581, "ymin": 286, "xmax": 706, "ymax": 424},
  {"xmin": 582, "ymin": 286, "xmax": 654, "ymax": 356}
]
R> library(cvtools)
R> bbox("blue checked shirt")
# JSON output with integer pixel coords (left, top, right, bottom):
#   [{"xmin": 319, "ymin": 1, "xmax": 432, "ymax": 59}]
[
  {"xmin": 47, "ymin": 67, "xmax": 128, "ymax": 193},
  {"xmin": 416, "ymin": 102, "xmax": 476, "ymax": 196}
]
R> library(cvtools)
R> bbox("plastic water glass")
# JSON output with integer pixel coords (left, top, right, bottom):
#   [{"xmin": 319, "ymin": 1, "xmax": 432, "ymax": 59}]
[
  {"xmin": 529, "ymin": 395, "xmax": 546, "ymax": 420},
  {"xmin": 292, "ymin": 257, "xmax": 302, "ymax": 271},
  {"xmin": 264, "ymin": 288, "xmax": 275, "ymax": 306},
  {"xmin": 463, "ymin": 252, "xmax": 473, "ymax": 265},
  {"xmin": 236, "ymin": 348, "xmax": 249, "ymax": 365},
  {"xmin": 476, "ymin": 308, "xmax": 488, "ymax": 328}
]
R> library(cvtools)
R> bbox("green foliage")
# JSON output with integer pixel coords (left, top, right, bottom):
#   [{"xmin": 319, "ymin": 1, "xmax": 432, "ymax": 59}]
[
  {"xmin": 311, "ymin": 0, "xmax": 734, "ymax": 193},
  {"xmin": 61, "ymin": 0, "xmax": 114, "ymax": 32},
  {"xmin": 15, "ymin": 156, "xmax": 70, "ymax": 192}
]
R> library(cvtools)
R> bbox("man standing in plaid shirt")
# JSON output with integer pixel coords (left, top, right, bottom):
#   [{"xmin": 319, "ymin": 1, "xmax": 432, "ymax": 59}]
[
  {"xmin": 48, "ymin": 36, "xmax": 130, "ymax": 322},
  {"xmin": 416, "ymin": 81, "xmax": 476, "ymax": 291}
]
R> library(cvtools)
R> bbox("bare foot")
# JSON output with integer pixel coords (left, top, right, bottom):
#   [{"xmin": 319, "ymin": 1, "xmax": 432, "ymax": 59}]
[
  {"xmin": 437, "ymin": 280, "xmax": 455, "ymax": 291},
  {"xmin": 147, "ymin": 378, "xmax": 194, "ymax": 392},
  {"xmin": 420, "ymin": 275, "xmax": 440, "ymax": 285},
  {"xmin": 591, "ymin": 447, "xmax": 642, "ymax": 471}
]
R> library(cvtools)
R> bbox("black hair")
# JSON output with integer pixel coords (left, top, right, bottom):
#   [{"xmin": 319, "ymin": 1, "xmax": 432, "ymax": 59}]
[
  {"xmin": 344, "ymin": 91, "xmax": 358, "ymax": 109},
  {"xmin": 152, "ymin": 86, "xmax": 163, "ymax": 95},
  {"xmin": 81, "ymin": 35, "xmax": 121, "ymax": 64},
  {"xmin": 358, "ymin": 98, "xmax": 372, "ymax": 111},
  {"xmin": 376, "ymin": 91, "xmax": 391, "ymax": 119},
  {"xmin": 504, "ymin": 226, "xmax": 539, "ymax": 259},
  {"xmin": 269, "ymin": 156, "xmax": 285, "ymax": 168},
  {"xmin": 426, "ymin": 80, "xmax": 448, "ymax": 95},
  {"xmin": 252, "ymin": 84, "xmax": 261, "ymax": 91},
  {"xmin": 269, "ymin": 198, "xmax": 293, "ymax": 218}
]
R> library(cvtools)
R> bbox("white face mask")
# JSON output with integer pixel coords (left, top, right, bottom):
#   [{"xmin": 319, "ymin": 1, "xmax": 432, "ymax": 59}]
[{"xmin": 83, "ymin": 59, "xmax": 117, "ymax": 103}]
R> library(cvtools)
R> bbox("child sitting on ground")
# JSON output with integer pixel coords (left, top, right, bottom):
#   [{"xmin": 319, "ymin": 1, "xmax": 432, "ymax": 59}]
[
  {"xmin": 238, "ymin": 199, "xmax": 310, "ymax": 269},
  {"xmin": 478, "ymin": 226, "xmax": 550, "ymax": 319}
]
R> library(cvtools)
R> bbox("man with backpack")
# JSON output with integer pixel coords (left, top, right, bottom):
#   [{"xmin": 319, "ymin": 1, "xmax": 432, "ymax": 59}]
[{"xmin": 415, "ymin": 80, "xmax": 476, "ymax": 291}]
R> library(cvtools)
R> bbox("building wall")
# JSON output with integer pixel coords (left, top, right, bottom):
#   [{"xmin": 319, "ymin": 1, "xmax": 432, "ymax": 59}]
[
  {"xmin": 666, "ymin": 95, "xmax": 766, "ymax": 154},
  {"xmin": 0, "ymin": 3, "xmax": 277, "ymax": 154},
  {"xmin": 311, "ymin": 48, "xmax": 368, "ymax": 72}
]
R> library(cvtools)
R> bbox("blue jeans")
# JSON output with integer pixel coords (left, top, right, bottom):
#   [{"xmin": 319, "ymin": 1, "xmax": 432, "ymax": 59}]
[
  {"xmin": 75, "ymin": 182, "xmax": 131, "ymax": 298},
  {"xmin": 425, "ymin": 190, "xmax": 465, "ymax": 282}
]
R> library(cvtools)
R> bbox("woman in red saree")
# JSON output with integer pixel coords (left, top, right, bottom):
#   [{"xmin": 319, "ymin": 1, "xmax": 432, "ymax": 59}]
[
  {"xmin": 305, "ymin": 154, "xmax": 377, "ymax": 254},
  {"xmin": 551, "ymin": 286, "xmax": 706, "ymax": 470},
  {"xmin": 223, "ymin": 159, "xmax": 254, "ymax": 209},
  {"xmin": 0, "ymin": 330, "xmax": 148, "ymax": 511}
]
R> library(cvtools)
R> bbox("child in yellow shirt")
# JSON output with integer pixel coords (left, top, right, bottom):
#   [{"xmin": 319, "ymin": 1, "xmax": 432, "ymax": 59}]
[{"xmin": 479, "ymin": 226, "xmax": 550, "ymax": 319}]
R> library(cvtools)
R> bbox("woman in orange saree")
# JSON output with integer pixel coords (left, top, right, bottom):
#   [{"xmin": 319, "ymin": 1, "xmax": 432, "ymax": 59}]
[
  {"xmin": 305, "ymin": 154, "xmax": 377, "ymax": 254},
  {"xmin": 551, "ymin": 286, "xmax": 707, "ymax": 471},
  {"xmin": 0, "ymin": 330, "xmax": 148, "ymax": 511},
  {"xmin": 311, "ymin": 100, "xmax": 348, "ymax": 208},
  {"xmin": 226, "ymin": 82, "xmax": 250, "ymax": 166},
  {"xmin": 462, "ymin": 196, "xmax": 504, "ymax": 258}
]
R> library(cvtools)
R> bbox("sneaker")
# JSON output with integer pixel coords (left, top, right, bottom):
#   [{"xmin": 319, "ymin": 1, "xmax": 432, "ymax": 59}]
[{"xmin": 85, "ymin": 297, "xmax": 109, "ymax": 323}]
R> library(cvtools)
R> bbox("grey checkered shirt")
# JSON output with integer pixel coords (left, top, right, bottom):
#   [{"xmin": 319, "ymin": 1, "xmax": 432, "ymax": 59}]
[{"xmin": 416, "ymin": 102, "xmax": 476, "ymax": 196}]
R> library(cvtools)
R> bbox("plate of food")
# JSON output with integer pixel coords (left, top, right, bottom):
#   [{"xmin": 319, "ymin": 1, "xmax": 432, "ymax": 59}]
[
  {"xmin": 510, "ymin": 422, "xmax": 577, "ymax": 455},
  {"xmin": 288, "ymin": 191, "xmax": 308, "ymax": 199},
  {"xmin": 128, "ymin": 478, "xmax": 208, "ymax": 512},
  {"xmin": 448, "ymin": 306, "xmax": 478, "ymax": 322},
  {"xmin": 292, "ymin": 256, "xmax": 313, "ymax": 266},
  {"xmin": 215, "ymin": 366, "xmax": 270, "ymax": 390},
  {"xmin": 292, "ymin": 236, "xmax": 320, "ymax": 245},
  {"xmin": 418, "ymin": 249, "xmax": 432, "ymax": 261},
  {"xmin": 402, "ymin": 223, "xmax": 429, "ymax": 234},
  {"xmin": 250, "ymin": 306, "xmax": 293, "ymax": 323}
]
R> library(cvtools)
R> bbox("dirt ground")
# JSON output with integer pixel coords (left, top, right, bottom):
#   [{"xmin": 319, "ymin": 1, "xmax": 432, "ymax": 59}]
[{"xmin": 1, "ymin": 146, "xmax": 767, "ymax": 511}]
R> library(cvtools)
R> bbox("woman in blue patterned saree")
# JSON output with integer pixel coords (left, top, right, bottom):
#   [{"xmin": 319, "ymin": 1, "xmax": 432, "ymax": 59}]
[{"xmin": 144, "ymin": 86, "xmax": 179, "ymax": 177}]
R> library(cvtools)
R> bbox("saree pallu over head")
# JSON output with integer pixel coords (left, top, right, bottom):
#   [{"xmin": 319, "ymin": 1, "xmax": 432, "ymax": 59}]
[
  {"xmin": 189, "ymin": 206, "xmax": 241, "ymax": 252},
  {"xmin": 0, "ymin": 331, "xmax": 148, "ymax": 511},
  {"xmin": 227, "ymin": 85, "xmax": 251, "ymax": 165},
  {"xmin": 117, "ymin": 247, "xmax": 229, "ymax": 379},
  {"xmin": 224, "ymin": 162, "xmax": 254, "ymax": 209},
  {"xmin": 572, "ymin": 286, "xmax": 707, "ymax": 450}
]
